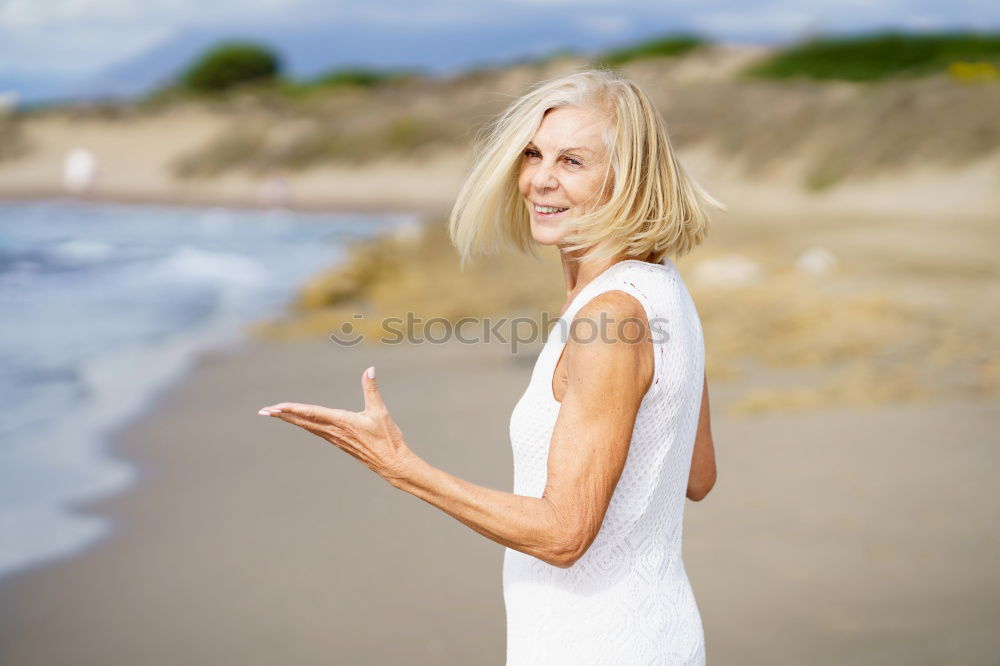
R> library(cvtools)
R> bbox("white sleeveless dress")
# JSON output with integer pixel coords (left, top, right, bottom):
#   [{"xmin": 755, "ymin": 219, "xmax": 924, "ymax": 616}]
[{"xmin": 503, "ymin": 258, "xmax": 707, "ymax": 666}]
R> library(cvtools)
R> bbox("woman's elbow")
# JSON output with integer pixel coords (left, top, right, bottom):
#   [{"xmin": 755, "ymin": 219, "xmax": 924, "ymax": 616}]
[
  {"xmin": 543, "ymin": 520, "xmax": 596, "ymax": 569},
  {"xmin": 547, "ymin": 551, "xmax": 579, "ymax": 569},
  {"xmin": 687, "ymin": 470, "xmax": 717, "ymax": 502},
  {"xmin": 546, "ymin": 530, "xmax": 587, "ymax": 569}
]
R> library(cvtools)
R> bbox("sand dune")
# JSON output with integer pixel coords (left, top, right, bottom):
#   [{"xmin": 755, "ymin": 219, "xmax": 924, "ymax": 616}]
[{"xmin": 2, "ymin": 47, "xmax": 998, "ymax": 217}]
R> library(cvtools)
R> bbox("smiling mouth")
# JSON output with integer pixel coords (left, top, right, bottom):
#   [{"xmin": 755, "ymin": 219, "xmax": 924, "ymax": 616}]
[{"xmin": 533, "ymin": 203, "xmax": 569, "ymax": 218}]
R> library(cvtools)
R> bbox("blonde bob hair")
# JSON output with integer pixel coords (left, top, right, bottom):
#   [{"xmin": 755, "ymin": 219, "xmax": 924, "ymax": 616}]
[{"xmin": 448, "ymin": 67, "xmax": 726, "ymax": 268}]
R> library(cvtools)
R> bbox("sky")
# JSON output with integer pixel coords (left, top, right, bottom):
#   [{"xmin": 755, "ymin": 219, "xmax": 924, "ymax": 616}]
[{"xmin": 1, "ymin": 0, "xmax": 998, "ymax": 100}]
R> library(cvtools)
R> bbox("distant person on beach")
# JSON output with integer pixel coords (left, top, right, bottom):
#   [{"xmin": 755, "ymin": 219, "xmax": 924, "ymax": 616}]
[
  {"xmin": 62, "ymin": 147, "xmax": 97, "ymax": 194},
  {"xmin": 259, "ymin": 68, "xmax": 724, "ymax": 665}
]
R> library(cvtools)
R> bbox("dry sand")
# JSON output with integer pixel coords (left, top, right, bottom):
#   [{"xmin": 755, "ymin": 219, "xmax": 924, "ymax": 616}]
[{"xmin": 0, "ymin": 334, "xmax": 997, "ymax": 665}]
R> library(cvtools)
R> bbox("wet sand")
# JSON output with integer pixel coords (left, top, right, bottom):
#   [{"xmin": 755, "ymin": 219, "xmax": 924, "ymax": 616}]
[{"xmin": 1, "ymin": 335, "xmax": 997, "ymax": 665}]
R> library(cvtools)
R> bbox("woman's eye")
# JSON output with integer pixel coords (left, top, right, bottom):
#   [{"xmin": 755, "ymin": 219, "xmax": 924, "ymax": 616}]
[{"xmin": 522, "ymin": 149, "xmax": 581, "ymax": 166}]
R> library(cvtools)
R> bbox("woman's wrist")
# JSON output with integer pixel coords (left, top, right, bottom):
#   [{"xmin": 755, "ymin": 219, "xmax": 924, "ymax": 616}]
[{"xmin": 382, "ymin": 444, "xmax": 420, "ymax": 489}]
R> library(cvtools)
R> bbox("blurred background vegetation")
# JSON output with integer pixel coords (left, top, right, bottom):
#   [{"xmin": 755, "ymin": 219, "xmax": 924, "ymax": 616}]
[{"xmin": 122, "ymin": 30, "xmax": 998, "ymax": 187}]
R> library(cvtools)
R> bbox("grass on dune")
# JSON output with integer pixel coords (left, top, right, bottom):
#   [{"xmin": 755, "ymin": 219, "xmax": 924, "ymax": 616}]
[
  {"xmin": 592, "ymin": 34, "xmax": 708, "ymax": 67},
  {"xmin": 744, "ymin": 30, "xmax": 1000, "ymax": 82}
]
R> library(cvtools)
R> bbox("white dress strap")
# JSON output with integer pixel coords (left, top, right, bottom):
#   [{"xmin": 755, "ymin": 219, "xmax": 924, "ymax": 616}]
[{"xmin": 539, "ymin": 260, "xmax": 667, "ymax": 405}]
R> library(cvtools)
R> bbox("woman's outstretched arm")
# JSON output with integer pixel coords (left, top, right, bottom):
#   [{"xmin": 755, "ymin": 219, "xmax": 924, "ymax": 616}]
[{"xmin": 259, "ymin": 291, "xmax": 651, "ymax": 569}]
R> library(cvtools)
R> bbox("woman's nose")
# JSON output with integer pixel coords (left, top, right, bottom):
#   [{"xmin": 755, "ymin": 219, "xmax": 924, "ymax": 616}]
[{"xmin": 532, "ymin": 162, "xmax": 558, "ymax": 191}]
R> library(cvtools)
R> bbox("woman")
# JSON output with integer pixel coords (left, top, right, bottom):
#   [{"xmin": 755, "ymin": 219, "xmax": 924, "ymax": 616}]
[{"xmin": 258, "ymin": 68, "xmax": 723, "ymax": 665}]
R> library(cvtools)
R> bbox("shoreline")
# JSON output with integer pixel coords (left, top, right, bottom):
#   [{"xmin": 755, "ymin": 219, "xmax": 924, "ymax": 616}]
[{"xmin": 0, "ymin": 200, "xmax": 418, "ymax": 586}]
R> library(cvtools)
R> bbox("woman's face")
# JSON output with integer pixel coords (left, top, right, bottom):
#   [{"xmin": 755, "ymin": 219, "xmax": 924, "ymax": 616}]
[{"xmin": 518, "ymin": 105, "xmax": 613, "ymax": 247}]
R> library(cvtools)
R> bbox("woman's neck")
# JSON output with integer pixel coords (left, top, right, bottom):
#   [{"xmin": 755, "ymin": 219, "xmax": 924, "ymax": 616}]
[{"xmin": 557, "ymin": 247, "xmax": 653, "ymax": 299}]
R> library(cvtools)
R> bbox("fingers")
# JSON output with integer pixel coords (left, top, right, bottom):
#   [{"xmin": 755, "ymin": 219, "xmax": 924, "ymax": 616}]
[
  {"xmin": 258, "ymin": 406, "xmax": 283, "ymax": 416},
  {"xmin": 258, "ymin": 402, "xmax": 365, "ymax": 460},
  {"xmin": 257, "ymin": 402, "xmax": 359, "ymax": 430},
  {"xmin": 268, "ymin": 409, "xmax": 320, "ymax": 434},
  {"xmin": 259, "ymin": 402, "xmax": 323, "ymax": 420},
  {"xmin": 361, "ymin": 366, "xmax": 387, "ymax": 415},
  {"xmin": 259, "ymin": 402, "xmax": 310, "ymax": 416}
]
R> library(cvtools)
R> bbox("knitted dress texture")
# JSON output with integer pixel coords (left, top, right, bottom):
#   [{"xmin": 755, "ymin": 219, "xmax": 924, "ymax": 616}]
[{"xmin": 503, "ymin": 258, "xmax": 706, "ymax": 665}]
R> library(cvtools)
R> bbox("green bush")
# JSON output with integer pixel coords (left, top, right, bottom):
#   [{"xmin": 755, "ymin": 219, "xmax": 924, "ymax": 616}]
[
  {"xmin": 181, "ymin": 41, "xmax": 281, "ymax": 92},
  {"xmin": 314, "ymin": 67, "xmax": 400, "ymax": 88},
  {"xmin": 745, "ymin": 30, "xmax": 1000, "ymax": 81},
  {"xmin": 594, "ymin": 34, "xmax": 706, "ymax": 66},
  {"xmin": 275, "ymin": 67, "xmax": 423, "ymax": 99}
]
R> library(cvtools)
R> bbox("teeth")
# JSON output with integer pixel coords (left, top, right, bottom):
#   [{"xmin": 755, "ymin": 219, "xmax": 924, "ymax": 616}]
[{"xmin": 535, "ymin": 205, "xmax": 568, "ymax": 214}]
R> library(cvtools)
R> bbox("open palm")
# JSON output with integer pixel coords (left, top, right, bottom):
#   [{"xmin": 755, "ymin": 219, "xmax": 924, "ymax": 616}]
[{"xmin": 258, "ymin": 367, "xmax": 411, "ymax": 482}]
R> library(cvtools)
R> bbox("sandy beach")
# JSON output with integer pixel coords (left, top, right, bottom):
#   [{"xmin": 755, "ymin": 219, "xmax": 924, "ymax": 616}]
[
  {"xmin": 2, "ymin": 195, "xmax": 998, "ymax": 665},
  {"xmin": 0, "ymin": 330, "xmax": 997, "ymax": 665}
]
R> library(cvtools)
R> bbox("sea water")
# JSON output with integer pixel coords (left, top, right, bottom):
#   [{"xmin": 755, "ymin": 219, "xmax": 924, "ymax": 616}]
[{"xmin": 0, "ymin": 199, "xmax": 412, "ymax": 582}]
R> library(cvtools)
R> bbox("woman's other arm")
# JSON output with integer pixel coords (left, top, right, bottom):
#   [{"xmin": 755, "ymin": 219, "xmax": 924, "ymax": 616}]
[{"xmin": 686, "ymin": 372, "xmax": 717, "ymax": 501}]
